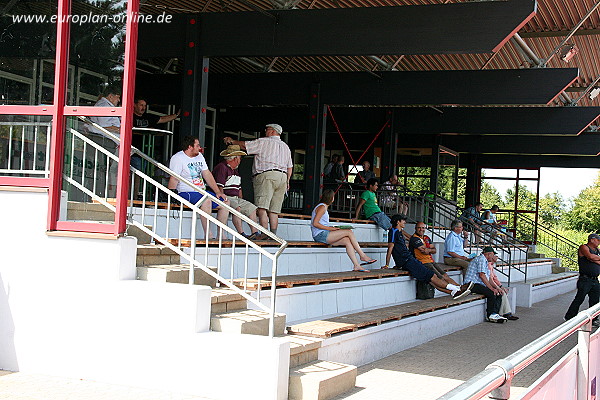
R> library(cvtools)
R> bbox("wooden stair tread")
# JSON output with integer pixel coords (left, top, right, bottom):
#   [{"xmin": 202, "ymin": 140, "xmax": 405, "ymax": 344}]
[
  {"xmin": 232, "ymin": 265, "xmax": 462, "ymax": 290},
  {"xmin": 166, "ymin": 238, "xmax": 388, "ymax": 248},
  {"xmin": 528, "ymin": 272, "xmax": 579, "ymax": 287},
  {"xmin": 287, "ymin": 295, "xmax": 485, "ymax": 338}
]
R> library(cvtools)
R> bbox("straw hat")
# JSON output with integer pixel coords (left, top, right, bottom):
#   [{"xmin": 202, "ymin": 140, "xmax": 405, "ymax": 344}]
[{"xmin": 220, "ymin": 145, "xmax": 247, "ymax": 157}]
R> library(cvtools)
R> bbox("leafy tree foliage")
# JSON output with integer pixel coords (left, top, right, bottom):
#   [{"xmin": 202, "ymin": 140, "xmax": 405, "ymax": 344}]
[
  {"xmin": 564, "ymin": 174, "xmax": 600, "ymax": 232},
  {"xmin": 538, "ymin": 192, "xmax": 566, "ymax": 227}
]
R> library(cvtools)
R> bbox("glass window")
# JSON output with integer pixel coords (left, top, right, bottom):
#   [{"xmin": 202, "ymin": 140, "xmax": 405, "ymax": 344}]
[
  {"xmin": 0, "ymin": 1, "xmax": 58, "ymax": 105},
  {"xmin": 67, "ymin": 0, "xmax": 128, "ymax": 106}
]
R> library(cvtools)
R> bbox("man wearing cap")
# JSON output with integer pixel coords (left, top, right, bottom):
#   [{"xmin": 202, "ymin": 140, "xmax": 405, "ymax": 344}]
[
  {"xmin": 564, "ymin": 233, "xmax": 600, "ymax": 325},
  {"xmin": 212, "ymin": 145, "xmax": 260, "ymax": 239},
  {"xmin": 223, "ymin": 124, "xmax": 293, "ymax": 237},
  {"xmin": 464, "ymin": 246, "xmax": 507, "ymax": 323}
]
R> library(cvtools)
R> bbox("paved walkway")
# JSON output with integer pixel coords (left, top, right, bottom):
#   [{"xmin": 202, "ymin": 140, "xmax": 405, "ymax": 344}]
[
  {"xmin": 0, "ymin": 290, "xmax": 583, "ymax": 400},
  {"xmin": 333, "ymin": 290, "xmax": 581, "ymax": 400}
]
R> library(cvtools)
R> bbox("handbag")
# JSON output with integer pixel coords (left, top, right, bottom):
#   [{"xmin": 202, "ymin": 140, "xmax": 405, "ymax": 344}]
[{"xmin": 416, "ymin": 280, "xmax": 435, "ymax": 300}]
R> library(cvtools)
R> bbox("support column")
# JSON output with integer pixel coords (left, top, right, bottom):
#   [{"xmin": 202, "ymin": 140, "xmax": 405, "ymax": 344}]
[
  {"xmin": 430, "ymin": 136, "xmax": 442, "ymax": 195},
  {"xmin": 180, "ymin": 16, "xmax": 209, "ymax": 149},
  {"xmin": 465, "ymin": 154, "xmax": 480, "ymax": 207},
  {"xmin": 380, "ymin": 109, "xmax": 397, "ymax": 181},
  {"xmin": 304, "ymin": 83, "xmax": 326, "ymax": 212}
]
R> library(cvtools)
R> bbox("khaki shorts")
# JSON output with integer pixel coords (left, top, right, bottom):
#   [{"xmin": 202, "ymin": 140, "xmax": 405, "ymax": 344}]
[
  {"xmin": 253, "ymin": 170, "xmax": 287, "ymax": 213},
  {"xmin": 228, "ymin": 196, "xmax": 258, "ymax": 217}
]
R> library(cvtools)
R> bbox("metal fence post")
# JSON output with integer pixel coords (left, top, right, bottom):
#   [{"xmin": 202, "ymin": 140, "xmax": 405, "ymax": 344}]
[{"xmin": 577, "ymin": 319, "xmax": 592, "ymax": 400}]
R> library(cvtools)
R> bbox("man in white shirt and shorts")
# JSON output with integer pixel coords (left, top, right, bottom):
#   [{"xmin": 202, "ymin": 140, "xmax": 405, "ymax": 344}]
[{"xmin": 168, "ymin": 136, "xmax": 229, "ymax": 239}]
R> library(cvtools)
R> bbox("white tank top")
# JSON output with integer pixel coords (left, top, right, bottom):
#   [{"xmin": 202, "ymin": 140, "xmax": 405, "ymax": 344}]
[{"xmin": 311, "ymin": 203, "xmax": 330, "ymax": 238}]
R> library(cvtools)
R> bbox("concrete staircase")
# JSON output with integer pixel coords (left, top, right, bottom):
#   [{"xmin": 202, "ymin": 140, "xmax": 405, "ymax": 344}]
[{"xmin": 135, "ymin": 243, "xmax": 358, "ymax": 399}]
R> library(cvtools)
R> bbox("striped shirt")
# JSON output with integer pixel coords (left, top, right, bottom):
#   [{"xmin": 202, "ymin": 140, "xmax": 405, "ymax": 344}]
[{"xmin": 245, "ymin": 136, "xmax": 293, "ymax": 176}]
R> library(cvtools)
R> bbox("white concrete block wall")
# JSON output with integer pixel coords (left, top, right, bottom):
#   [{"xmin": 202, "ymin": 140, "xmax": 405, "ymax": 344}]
[
  {"xmin": 318, "ymin": 300, "xmax": 485, "ymax": 367},
  {"xmin": 130, "ymin": 208, "xmax": 403, "ymax": 243},
  {"xmin": 190, "ymin": 247, "xmax": 389, "ymax": 278},
  {"xmin": 250, "ymin": 271, "xmax": 463, "ymax": 324},
  {"xmin": 0, "ymin": 189, "xmax": 289, "ymax": 400}
]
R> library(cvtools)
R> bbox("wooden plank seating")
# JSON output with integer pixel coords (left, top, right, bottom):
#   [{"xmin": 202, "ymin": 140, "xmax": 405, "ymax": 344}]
[
  {"xmin": 232, "ymin": 269, "xmax": 409, "ymax": 290},
  {"xmin": 166, "ymin": 238, "xmax": 390, "ymax": 248},
  {"xmin": 230, "ymin": 265, "xmax": 463, "ymax": 290},
  {"xmin": 287, "ymin": 295, "xmax": 485, "ymax": 338},
  {"xmin": 279, "ymin": 213, "xmax": 376, "ymax": 225},
  {"xmin": 528, "ymin": 271, "xmax": 579, "ymax": 287}
]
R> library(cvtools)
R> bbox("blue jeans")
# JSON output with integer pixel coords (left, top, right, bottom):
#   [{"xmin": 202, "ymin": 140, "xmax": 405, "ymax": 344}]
[
  {"xmin": 368, "ymin": 211, "xmax": 391, "ymax": 231},
  {"xmin": 565, "ymin": 276, "xmax": 600, "ymax": 320}
]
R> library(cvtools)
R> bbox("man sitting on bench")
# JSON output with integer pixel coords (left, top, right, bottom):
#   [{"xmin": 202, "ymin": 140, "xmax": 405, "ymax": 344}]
[{"xmin": 388, "ymin": 214, "xmax": 472, "ymax": 299}]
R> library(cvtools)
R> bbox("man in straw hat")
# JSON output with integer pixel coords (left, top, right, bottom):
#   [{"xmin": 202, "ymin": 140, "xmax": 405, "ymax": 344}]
[
  {"xmin": 212, "ymin": 145, "xmax": 260, "ymax": 239},
  {"xmin": 223, "ymin": 124, "xmax": 293, "ymax": 238}
]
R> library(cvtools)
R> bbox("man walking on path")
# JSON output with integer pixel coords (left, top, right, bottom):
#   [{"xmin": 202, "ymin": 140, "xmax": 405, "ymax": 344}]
[
  {"xmin": 223, "ymin": 124, "xmax": 293, "ymax": 237},
  {"xmin": 565, "ymin": 233, "xmax": 600, "ymax": 325}
]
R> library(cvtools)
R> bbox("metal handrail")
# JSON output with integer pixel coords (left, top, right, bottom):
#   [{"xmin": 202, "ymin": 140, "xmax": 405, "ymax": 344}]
[
  {"xmin": 496, "ymin": 210, "xmax": 578, "ymax": 270},
  {"xmin": 328, "ymin": 185, "xmax": 528, "ymax": 285},
  {"xmin": 438, "ymin": 303, "xmax": 600, "ymax": 400},
  {"xmin": 65, "ymin": 117, "xmax": 287, "ymax": 337}
]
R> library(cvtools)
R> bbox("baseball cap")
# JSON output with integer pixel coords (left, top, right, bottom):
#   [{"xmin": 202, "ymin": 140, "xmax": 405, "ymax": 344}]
[
  {"xmin": 482, "ymin": 246, "xmax": 497, "ymax": 254},
  {"xmin": 265, "ymin": 123, "xmax": 283, "ymax": 134},
  {"xmin": 589, "ymin": 233, "xmax": 600, "ymax": 241}
]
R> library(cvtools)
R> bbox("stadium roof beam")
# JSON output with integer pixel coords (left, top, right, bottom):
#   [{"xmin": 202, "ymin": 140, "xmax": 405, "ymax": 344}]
[
  {"xmin": 394, "ymin": 106, "xmax": 600, "ymax": 136},
  {"xmin": 438, "ymin": 134, "xmax": 600, "ymax": 156},
  {"xmin": 137, "ymin": 0, "xmax": 537, "ymax": 58},
  {"xmin": 196, "ymin": 69, "xmax": 581, "ymax": 106}
]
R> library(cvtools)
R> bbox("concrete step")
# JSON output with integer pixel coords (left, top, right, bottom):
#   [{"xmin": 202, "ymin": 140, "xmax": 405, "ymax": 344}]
[
  {"xmin": 288, "ymin": 360, "xmax": 357, "ymax": 400},
  {"xmin": 67, "ymin": 201, "xmax": 115, "ymax": 222},
  {"xmin": 286, "ymin": 335, "xmax": 323, "ymax": 368},
  {"xmin": 210, "ymin": 309, "xmax": 286, "ymax": 336},
  {"xmin": 137, "ymin": 264, "xmax": 218, "ymax": 287},
  {"xmin": 210, "ymin": 288, "xmax": 248, "ymax": 314},
  {"xmin": 136, "ymin": 244, "xmax": 180, "ymax": 266},
  {"xmin": 128, "ymin": 224, "xmax": 153, "ymax": 245},
  {"xmin": 528, "ymin": 252, "xmax": 546, "ymax": 259},
  {"xmin": 249, "ymin": 269, "xmax": 463, "ymax": 325}
]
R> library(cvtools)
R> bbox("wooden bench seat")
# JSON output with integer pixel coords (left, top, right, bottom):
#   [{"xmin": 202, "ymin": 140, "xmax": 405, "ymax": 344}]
[
  {"xmin": 287, "ymin": 294, "xmax": 485, "ymax": 338},
  {"xmin": 527, "ymin": 271, "xmax": 579, "ymax": 287},
  {"xmin": 166, "ymin": 239, "xmax": 390, "ymax": 248},
  {"xmin": 230, "ymin": 266, "xmax": 462, "ymax": 290}
]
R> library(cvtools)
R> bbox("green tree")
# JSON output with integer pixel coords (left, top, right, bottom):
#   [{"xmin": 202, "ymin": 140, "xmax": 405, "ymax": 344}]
[
  {"xmin": 504, "ymin": 184, "xmax": 537, "ymax": 211},
  {"xmin": 564, "ymin": 174, "xmax": 600, "ymax": 232},
  {"xmin": 538, "ymin": 192, "xmax": 566, "ymax": 227},
  {"xmin": 479, "ymin": 181, "xmax": 503, "ymax": 209}
]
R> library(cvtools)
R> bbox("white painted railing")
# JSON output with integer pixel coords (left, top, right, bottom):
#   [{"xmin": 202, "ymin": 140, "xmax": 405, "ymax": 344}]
[
  {"xmin": 438, "ymin": 303, "xmax": 600, "ymax": 400},
  {"xmin": 66, "ymin": 117, "xmax": 287, "ymax": 337},
  {"xmin": 0, "ymin": 121, "xmax": 52, "ymax": 177}
]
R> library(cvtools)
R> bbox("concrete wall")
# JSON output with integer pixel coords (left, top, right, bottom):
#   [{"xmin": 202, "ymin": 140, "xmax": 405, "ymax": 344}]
[{"xmin": 0, "ymin": 189, "xmax": 289, "ymax": 400}]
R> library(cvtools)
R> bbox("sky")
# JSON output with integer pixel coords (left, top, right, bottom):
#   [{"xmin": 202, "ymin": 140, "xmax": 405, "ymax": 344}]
[{"xmin": 482, "ymin": 167, "xmax": 599, "ymax": 201}]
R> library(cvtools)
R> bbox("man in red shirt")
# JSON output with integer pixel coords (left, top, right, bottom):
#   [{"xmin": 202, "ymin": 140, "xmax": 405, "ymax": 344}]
[
  {"xmin": 409, "ymin": 222, "xmax": 460, "ymax": 288},
  {"xmin": 212, "ymin": 145, "xmax": 259, "ymax": 238}
]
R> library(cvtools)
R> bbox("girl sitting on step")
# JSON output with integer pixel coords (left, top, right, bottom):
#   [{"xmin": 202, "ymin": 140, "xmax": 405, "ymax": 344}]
[{"xmin": 311, "ymin": 189, "xmax": 377, "ymax": 272}]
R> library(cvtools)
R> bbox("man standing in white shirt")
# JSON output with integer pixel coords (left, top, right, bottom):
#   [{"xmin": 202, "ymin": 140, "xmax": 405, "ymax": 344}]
[
  {"xmin": 168, "ymin": 136, "xmax": 229, "ymax": 239},
  {"xmin": 223, "ymin": 124, "xmax": 293, "ymax": 237}
]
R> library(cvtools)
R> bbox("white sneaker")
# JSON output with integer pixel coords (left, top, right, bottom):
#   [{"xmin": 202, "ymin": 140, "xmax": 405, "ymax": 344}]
[{"xmin": 487, "ymin": 313, "xmax": 507, "ymax": 323}]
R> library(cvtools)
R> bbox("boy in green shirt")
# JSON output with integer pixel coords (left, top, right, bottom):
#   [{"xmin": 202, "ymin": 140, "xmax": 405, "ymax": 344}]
[{"xmin": 354, "ymin": 178, "xmax": 391, "ymax": 230}]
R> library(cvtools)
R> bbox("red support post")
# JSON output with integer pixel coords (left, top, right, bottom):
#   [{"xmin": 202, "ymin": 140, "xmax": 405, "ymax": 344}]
[
  {"xmin": 113, "ymin": 0, "xmax": 140, "ymax": 235},
  {"xmin": 46, "ymin": 0, "xmax": 72, "ymax": 231}
]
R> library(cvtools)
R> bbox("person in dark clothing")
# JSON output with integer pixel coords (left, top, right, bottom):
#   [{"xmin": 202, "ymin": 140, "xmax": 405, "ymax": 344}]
[
  {"xmin": 388, "ymin": 214, "xmax": 473, "ymax": 299},
  {"xmin": 565, "ymin": 233, "xmax": 600, "ymax": 326}
]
